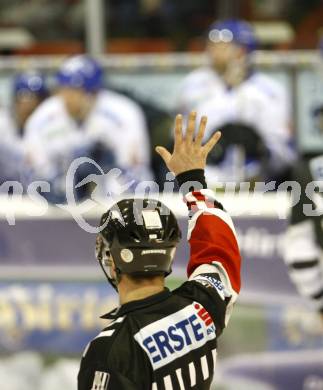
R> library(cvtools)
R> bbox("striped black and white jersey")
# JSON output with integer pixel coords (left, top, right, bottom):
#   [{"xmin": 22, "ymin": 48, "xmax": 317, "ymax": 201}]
[
  {"xmin": 284, "ymin": 156, "xmax": 323, "ymax": 313},
  {"xmin": 78, "ymin": 189, "xmax": 241, "ymax": 390}
]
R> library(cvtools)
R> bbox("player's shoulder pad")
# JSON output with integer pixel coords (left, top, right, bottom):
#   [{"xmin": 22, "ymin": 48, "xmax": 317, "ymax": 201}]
[
  {"xmin": 98, "ymin": 90, "xmax": 144, "ymax": 116},
  {"xmin": 95, "ymin": 90, "xmax": 145, "ymax": 130},
  {"xmin": 248, "ymin": 72, "xmax": 286, "ymax": 100},
  {"xmin": 181, "ymin": 67, "xmax": 217, "ymax": 90},
  {"xmin": 24, "ymin": 96, "xmax": 64, "ymax": 135}
]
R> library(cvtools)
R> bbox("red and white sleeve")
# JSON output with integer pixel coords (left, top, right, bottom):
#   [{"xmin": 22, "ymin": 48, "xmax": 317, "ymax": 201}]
[{"xmin": 185, "ymin": 189, "xmax": 241, "ymax": 314}]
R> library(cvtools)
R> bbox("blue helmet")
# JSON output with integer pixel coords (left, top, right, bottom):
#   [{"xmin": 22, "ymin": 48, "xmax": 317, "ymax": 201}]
[
  {"xmin": 207, "ymin": 19, "xmax": 257, "ymax": 51},
  {"xmin": 56, "ymin": 55, "xmax": 103, "ymax": 93},
  {"xmin": 14, "ymin": 71, "xmax": 48, "ymax": 98}
]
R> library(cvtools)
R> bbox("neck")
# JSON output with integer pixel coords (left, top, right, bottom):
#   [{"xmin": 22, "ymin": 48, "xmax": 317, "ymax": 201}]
[{"xmin": 118, "ymin": 279, "xmax": 165, "ymax": 305}]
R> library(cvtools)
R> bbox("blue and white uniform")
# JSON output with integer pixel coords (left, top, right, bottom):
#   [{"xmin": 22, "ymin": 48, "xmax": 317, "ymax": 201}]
[
  {"xmin": 24, "ymin": 90, "xmax": 151, "ymax": 184},
  {"xmin": 177, "ymin": 19, "xmax": 295, "ymax": 183},
  {"xmin": 177, "ymin": 67, "xmax": 295, "ymax": 182},
  {"xmin": 0, "ymin": 71, "xmax": 48, "ymax": 185},
  {"xmin": 0, "ymin": 107, "xmax": 24, "ymax": 183},
  {"xmin": 24, "ymin": 55, "xmax": 151, "ymax": 196}
]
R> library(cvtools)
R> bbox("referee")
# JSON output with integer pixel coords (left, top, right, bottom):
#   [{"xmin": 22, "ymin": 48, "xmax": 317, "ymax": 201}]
[
  {"xmin": 284, "ymin": 155, "xmax": 323, "ymax": 318},
  {"xmin": 78, "ymin": 111, "xmax": 242, "ymax": 389}
]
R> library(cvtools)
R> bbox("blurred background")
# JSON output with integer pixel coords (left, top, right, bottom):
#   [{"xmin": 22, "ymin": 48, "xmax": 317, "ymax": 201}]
[{"xmin": 0, "ymin": 0, "xmax": 323, "ymax": 389}]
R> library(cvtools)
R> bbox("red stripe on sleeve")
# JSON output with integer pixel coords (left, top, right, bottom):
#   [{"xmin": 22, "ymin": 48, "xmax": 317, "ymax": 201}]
[
  {"xmin": 187, "ymin": 213, "xmax": 241, "ymax": 294},
  {"xmin": 191, "ymin": 192, "xmax": 206, "ymax": 201}
]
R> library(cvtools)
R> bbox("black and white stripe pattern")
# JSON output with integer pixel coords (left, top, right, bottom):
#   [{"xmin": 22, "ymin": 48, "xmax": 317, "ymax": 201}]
[
  {"xmin": 151, "ymin": 348, "xmax": 217, "ymax": 389},
  {"xmin": 285, "ymin": 221, "xmax": 323, "ymax": 311},
  {"xmin": 91, "ymin": 371, "xmax": 110, "ymax": 390},
  {"xmin": 95, "ymin": 316, "xmax": 125, "ymax": 340},
  {"xmin": 82, "ymin": 316, "xmax": 126, "ymax": 357}
]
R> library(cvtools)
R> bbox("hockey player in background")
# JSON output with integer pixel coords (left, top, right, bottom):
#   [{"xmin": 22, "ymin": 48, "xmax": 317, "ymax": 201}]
[
  {"xmin": 284, "ymin": 157, "xmax": 323, "ymax": 321},
  {"xmin": 24, "ymin": 55, "xmax": 151, "ymax": 201},
  {"xmin": 0, "ymin": 71, "xmax": 48, "ymax": 183},
  {"xmin": 177, "ymin": 19, "xmax": 295, "ymax": 183},
  {"xmin": 78, "ymin": 111, "xmax": 241, "ymax": 389},
  {"xmin": 284, "ymin": 38, "xmax": 323, "ymax": 322}
]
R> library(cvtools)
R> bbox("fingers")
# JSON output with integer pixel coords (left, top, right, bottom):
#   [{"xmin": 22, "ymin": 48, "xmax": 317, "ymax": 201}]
[
  {"xmin": 155, "ymin": 146, "xmax": 172, "ymax": 165},
  {"xmin": 195, "ymin": 115, "xmax": 207, "ymax": 145},
  {"xmin": 203, "ymin": 131, "xmax": 222, "ymax": 154},
  {"xmin": 174, "ymin": 114, "xmax": 183, "ymax": 150},
  {"xmin": 184, "ymin": 111, "xmax": 196, "ymax": 144}
]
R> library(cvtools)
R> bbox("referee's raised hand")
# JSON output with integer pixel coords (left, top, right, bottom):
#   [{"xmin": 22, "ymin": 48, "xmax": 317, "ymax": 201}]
[{"xmin": 156, "ymin": 111, "xmax": 221, "ymax": 176}]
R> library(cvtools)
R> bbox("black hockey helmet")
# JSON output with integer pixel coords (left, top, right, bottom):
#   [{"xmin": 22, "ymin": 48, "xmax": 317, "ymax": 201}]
[{"xmin": 95, "ymin": 198, "xmax": 181, "ymax": 289}]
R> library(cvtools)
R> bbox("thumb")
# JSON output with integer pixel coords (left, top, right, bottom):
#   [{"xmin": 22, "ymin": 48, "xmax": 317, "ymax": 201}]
[{"xmin": 155, "ymin": 146, "xmax": 171, "ymax": 164}]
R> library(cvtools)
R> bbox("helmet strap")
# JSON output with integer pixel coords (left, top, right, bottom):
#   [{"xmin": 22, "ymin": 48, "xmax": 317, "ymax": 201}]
[
  {"xmin": 99, "ymin": 259, "xmax": 118, "ymax": 292},
  {"xmin": 115, "ymin": 268, "xmax": 122, "ymax": 285}
]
